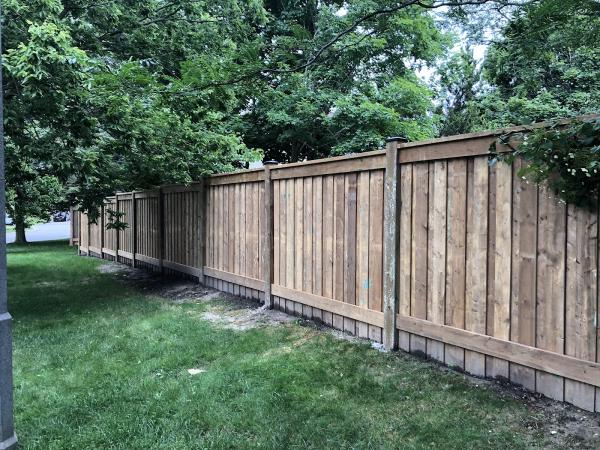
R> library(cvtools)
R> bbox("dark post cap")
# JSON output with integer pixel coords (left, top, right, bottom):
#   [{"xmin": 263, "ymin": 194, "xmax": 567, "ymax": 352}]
[
  {"xmin": 385, "ymin": 136, "xmax": 409, "ymax": 143},
  {"xmin": 263, "ymin": 160, "xmax": 279, "ymax": 165}
]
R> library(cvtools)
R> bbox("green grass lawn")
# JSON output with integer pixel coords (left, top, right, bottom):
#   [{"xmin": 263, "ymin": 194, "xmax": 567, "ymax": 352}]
[{"xmin": 9, "ymin": 242, "xmax": 553, "ymax": 449}]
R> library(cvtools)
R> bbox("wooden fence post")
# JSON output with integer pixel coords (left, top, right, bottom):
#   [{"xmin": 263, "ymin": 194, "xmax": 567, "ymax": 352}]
[
  {"xmin": 262, "ymin": 162, "xmax": 276, "ymax": 308},
  {"xmin": 78, "ymin": 209, "xmax": 82, "ymax": 254},
  {"xmin": 383, "ymin": 138, "xmax": 402, "ymax": 350},
  {"xmin": 69, "ymin": 207, "xmax": 74, "ymax": 246},
  {"xmin": 158, "ymin": 187, "xmax": 165, "ymax": 275},
  {"xmin": 131, "ymin": 192, "xmax": 137, "ymax": 268},
  {"xmin": 198, "ymin": 181, "xmax": 206, "ymax": 283},
  {"xmin": 100, "ymin": 202, "xmax": 105, "ymax": 259},
  {"xmin": 115, "ymin": 193, "xmax": 120, "ymax": 261},
  {"xmin": 86, "ymin": 209, "xmax": 91, "ymax": 255}
]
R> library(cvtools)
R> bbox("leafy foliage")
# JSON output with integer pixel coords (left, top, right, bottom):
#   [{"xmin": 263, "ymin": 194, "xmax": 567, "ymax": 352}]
[
  {"xmin": 491, "ymin": 119, "xmax": 600, "ymax": 208},
  {"xmin": 3, "ymin": 0, "xmax": 453, "ymax": 232},
  {"xmin": 242, "ymin": 1, "xmax": 449, "ymax": 162},
  {"xmin": 446, "ymin": 0, "xmax": 600, "ymax": 132},
  {"xmin": 436, "ymin": 48, "xmax": 482, "ymax": 136}
]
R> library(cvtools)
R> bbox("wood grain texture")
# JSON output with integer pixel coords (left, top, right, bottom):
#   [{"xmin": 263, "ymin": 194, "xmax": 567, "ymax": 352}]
[
  {"xmin": 510, "ymin": 159, "xmax": 537, "ymax": 390},
  {"xmin": 564, "ymin": 204, "xmax": 598, "ymax": 410},
  {"xmin": 344, "ymin": 173, "xmax": 358, "ymax": 334},
  {"xmin": 312, "ymin": 177, "xmax": 323, "ymax": 321},
  {"xmin": 398, "ymin": 164, "xmax": 412, "ymax": 352},
  {"xmin": 368, "ymin": 170, "xmax": 384, "ymax": 341},
  {"xmin": 356, "ymin": 171, "xmax": 370, "ymax": 338},
  {"xmin": 490, "ymin": 161, "xmax": 512, "ymax": 379},
  {"xmin": 84, "ymin": 125, "xmax": 600, "ymax": 412},
  {"xmin": 465, "ymin": 158, "xmax": 487, "ymax": 376},
  {"xmin": 445, "ymin": 159, "xmax": 467, "ymax": 369},
  {"xmin": 427, "ymin": 160, "xmax": 447, "ymax": 362},
  {"xmin": 536, "ymin": 186, "xmax": 567, "ymax": 401},
  {"xmin": 383, "ymin": 142, "xmax": 400, "ymax": 350}
]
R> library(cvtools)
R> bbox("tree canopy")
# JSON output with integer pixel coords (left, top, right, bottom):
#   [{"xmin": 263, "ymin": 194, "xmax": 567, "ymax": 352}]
[
  {"xmin": 2, "ymin": 0, "xmax": 599, "ymax": 240},
  {"xmin": 437, "ymin": 0, "xmax": 600, "ymax": 134}
]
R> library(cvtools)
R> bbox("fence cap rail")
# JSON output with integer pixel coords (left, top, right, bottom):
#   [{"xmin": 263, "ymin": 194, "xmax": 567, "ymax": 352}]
[{"xmin": 398, "ymin": 112, "xmax": 600, "ymax": 151}]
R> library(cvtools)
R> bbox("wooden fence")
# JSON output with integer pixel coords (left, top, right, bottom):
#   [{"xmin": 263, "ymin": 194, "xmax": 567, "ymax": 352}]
[{"xmin": 75, "ymin": 120, "xmax": 600, "ymax": 413}]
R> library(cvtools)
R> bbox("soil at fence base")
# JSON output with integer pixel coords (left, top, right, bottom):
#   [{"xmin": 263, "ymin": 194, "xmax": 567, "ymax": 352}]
[{"xmin": 98, "ymin": 260, "xmax": 600, "ymax": 449}]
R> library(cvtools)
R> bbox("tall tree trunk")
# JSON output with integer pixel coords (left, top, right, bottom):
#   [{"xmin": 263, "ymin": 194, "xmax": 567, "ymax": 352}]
[{"xmin": 14, "ymin": 217, "xmax": 26, "ymax": 244}]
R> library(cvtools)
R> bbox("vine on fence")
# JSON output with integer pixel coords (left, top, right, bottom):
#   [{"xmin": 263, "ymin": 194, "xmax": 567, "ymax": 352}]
[{"xmin": 489, "ymin": 118, "xmax": 600, "ymax": 209}]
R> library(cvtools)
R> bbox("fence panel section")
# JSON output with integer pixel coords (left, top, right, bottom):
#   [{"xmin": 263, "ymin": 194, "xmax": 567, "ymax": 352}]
[{"xmin": 204, "ymin": 171, "xmax": 264, "ymax": 299}]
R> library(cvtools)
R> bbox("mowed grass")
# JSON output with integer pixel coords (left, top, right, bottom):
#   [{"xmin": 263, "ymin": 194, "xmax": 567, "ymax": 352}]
[{"xmin": 10, "ymin": 242, "xmax": 549, "ymax": 449}]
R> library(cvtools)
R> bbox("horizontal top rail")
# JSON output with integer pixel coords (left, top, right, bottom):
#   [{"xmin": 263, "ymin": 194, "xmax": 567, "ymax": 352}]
[{"xmin": 207, "ymin": 168, "xmax": 265, "ymax": 185}]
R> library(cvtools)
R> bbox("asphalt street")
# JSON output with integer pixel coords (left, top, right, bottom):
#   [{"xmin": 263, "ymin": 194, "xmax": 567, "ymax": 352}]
[{"xmin": 6, "ymin": 221, "xmax": 71, "ymax": 244}]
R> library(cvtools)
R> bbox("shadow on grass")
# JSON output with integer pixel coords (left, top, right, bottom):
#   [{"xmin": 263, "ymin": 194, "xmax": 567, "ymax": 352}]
[{"xmin": 8, "ymin": 241, "xmax": 158, "ymax": 322}]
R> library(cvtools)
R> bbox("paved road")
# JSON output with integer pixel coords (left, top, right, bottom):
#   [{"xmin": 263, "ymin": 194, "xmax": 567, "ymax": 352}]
[{"xmin": 6, "ymin": 221, "xmax": 71, "ymax": 244}]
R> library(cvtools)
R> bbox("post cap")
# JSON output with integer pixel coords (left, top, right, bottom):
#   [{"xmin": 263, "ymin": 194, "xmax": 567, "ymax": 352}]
[
  {"xmin": 385, "ymin": 136, "xmax": 409, "ymax": 143},
  {"xmin": 263, "ymin": 160, "xmax": 279, "ymax": 165}
]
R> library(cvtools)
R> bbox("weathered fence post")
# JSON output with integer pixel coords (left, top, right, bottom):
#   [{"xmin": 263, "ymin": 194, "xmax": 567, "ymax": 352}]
[
  {"xmin": 198, "ymin": 181, "xmax": 206, "ymax": 284},
  {"xmin": 87, "ymin": 209, "xmax": 91, "ymax": 255},
  {"xmin": 158, "ymin": 187, "xmax": 165, "ymax": 275},
  {"xmin": 383, "ymin": 138, "xmax": 403, "ymax": 350},
  {"xmin": 115, "ymin": 193, "xmax": 120, "ymax": 261},
  {"xmin": 69, "ymin": 207, "xmax": 74, "ymax": 246},
  {"xmin": 100, "ymin": 202, "xmax": 105, "ymax": 259},
  {"xmin": 78, "ymin": 209, "xmax": 82, "ymax": 254},
  {"xmin": 262, "ymin": 161, "xmax": 277, "ymax": 308},
  {"xmin": 131, "ymin": 192, "xmax": 137, "ymax": 268}
]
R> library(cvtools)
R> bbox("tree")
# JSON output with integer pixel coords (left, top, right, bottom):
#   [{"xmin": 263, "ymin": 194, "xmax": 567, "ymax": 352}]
[
  {"xmin": 3, "ymin": 0, "xmax": 265, "ymax": 239},
  {"xmin": 2, "ymin": 0, "xmax": 539, "ymax": 238},
  {"xmin": 462, "ymin": 0, "xmax": 600, "ymax": 131},
  {"xmin": 436, "ymin": 48, "xmax": 482, "ymax": 136},
  {"xmin": 4, "ymin": 12, "xmax": 95, "ymax": 242},
  {"xmin": 239, "ymin": 0, "xmax": 449, "ymax": 162}
]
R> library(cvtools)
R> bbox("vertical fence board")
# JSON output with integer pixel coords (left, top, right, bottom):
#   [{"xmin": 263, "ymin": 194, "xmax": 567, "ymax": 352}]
[
  {"xmin": 303, "ymin": 179, "xmax": 314, "ymax": 317},
  {"xmin": 411, "ymin": 163, "xmax": 429, "ymax": 355},
  {"xmin": 273, "ymin": 181, "xmax": 280, "ymax": 286},
  {"xmin": 322, "ymin": 175, "xmax": 334, "ymax": 326},
  {"xmin": 490, "ymin": 162, "xmax": 512, "ymax": 378},
  {"xmin": 464, "ymin": 158, "xmax": 487, "ymax": 376},
  {"xmin": 295, "ymin": 178, "xmax": 304, "ymax": 299},
  {"xmin": 536, "ymin": 186, "xmax": 567, "ymax": 401},
  {"xmin": 333, "ymin": 175, "xmax": 345, "ymax": 328},
  {"xmin": 398, "ymin": 164, "xmax": 413, "ymax": 351},
  {"xmin": 279, "ymin": 180, "xmax": 287, "ymax": 288},
  {"xmin": 427, "ymin": 160, "xmax": 447, "ymax": 362},
  {"xmin": 445, "ymin": 159, "xmax": 467, "ymax": 369},
  {"xmin": 510, "ymin": 160, "xmax": 537, "ymax": 390},
  {"xmin": 368, "ymin": 170, "xmax": 384, "ymax": 342},
  {"xmin": 286, "ymin": 179, "xmax": 295, "ymax": 298},
  {"xmin": 344, "ymin": 173, "xmax": 358, "ymax": 334},
  {"xmin": 312, "ymin": 177, "xmax": 323, "ymax": 321},
  {"xmin": 564, "ymin": 205, "xmax": 597, "ymax": 410},
  {"xmin": 356, "ymin": 171, "xmax": 370, "ymax": 338}
]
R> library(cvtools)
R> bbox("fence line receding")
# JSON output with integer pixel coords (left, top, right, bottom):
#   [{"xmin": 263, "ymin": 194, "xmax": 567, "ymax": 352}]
[{"xmin": 75, "ymin": 118, "xmax": 600, "ymax": 413}]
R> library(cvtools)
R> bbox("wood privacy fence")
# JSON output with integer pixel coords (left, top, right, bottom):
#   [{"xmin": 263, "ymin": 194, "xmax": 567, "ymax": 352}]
[{"xmin": 76, "ymin": 120, "xmax": 600, "ymax": 413}]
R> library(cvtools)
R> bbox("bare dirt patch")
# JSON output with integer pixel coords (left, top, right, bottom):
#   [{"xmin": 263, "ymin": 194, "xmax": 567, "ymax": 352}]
[
  {"xmin": 415, "ymin": 357, "xmax": 600, "ymax": 449},
  {"xmin": 97, "ymin": 261, "xmax": 294, "ymax": 328}
]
